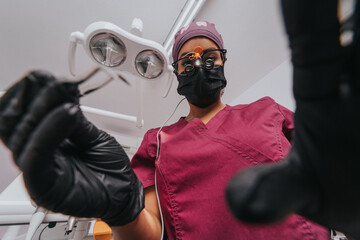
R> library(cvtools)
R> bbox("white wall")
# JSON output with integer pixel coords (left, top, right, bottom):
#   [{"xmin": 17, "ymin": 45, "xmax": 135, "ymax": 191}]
[{"xmin": 230, "ymin": 58, "xmax": 295, "ymax": 111}]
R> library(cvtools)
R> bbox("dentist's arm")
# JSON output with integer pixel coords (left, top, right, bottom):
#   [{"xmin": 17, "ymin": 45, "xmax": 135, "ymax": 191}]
[
  {"xmin": 112, "ymin": 186, "xmax": 161, "ymax": 240},
  {"xmin": 0, "ymin": 70, "xmax": 160, "ymax": 239}
]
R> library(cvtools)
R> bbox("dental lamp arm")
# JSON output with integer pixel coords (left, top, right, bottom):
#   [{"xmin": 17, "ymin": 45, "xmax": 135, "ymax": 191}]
[{"xmin": 25, "ymin": 207, "xmax": 47, "ymax": 240}]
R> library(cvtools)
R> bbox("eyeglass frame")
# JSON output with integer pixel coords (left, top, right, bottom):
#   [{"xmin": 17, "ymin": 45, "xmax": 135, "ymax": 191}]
[{"xmin": 172, "ymin": 48, "xmax": 227, "ymax": 76}]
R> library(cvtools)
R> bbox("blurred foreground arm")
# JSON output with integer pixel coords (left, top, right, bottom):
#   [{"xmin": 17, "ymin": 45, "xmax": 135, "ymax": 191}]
[{"xmin": 226, "ymin": 0, "xmax": 360, "ymax": 238}]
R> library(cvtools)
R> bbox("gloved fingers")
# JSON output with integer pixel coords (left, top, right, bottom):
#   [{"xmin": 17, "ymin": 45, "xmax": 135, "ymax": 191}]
[
  {"xmin": 226, "ymin": 152, "xmax": 317, "ymax": 223},
  {"xmin": 7, "ymin": 80, "xmax": 79, "ymax": 159},
  {"xmin": 281, "ymin": 0, "xmax": 339, "ymax": 50},
  {"xmin": 281, "ymin": 0, "xmax": 342, "ymax": 100},
  {"xmin": 68, "ymin": 116, "xmax": 131, "ymax": 169},
  {"xmin": 67, "ymin": 112, "xmax": 104, "ymax": 147},
  {"xmin": 67, "ymin": 111, "xmax": 130, "ymax": 163},
  {"xmin": 0, "ymin": 71, "xmax": 57, "ymax": 112},
  {"xmin": 18, "ymin": 103, "xmax": 80, "ymax": 185},
  {"xmin": 0, "ymin": 81, "xmax": 28, "ymax": 146},
  {"xmin": 0, "ymin": 71, "xmax": 56, "ymax": 146}
]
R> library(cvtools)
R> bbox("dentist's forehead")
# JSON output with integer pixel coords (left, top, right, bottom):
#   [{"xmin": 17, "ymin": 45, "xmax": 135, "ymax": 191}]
[{"xmin": 172, "ymin": 21, "xmax": 224, "ymax": 62}]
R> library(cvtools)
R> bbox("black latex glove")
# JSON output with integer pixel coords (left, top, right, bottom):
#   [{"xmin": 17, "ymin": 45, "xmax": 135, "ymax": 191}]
[
  {"xmin": 0, "ymin": 70, "xmax": 144, "ymax": 226},
  {"xmin": 226, "ymin": 0, "xmax": 360, "ymax": 238}
]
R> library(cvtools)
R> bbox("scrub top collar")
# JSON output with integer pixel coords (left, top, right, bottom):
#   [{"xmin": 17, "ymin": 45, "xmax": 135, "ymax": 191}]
[{"xmin": 179, "ymin": 104, "xmax": 230, "ymax": 129}]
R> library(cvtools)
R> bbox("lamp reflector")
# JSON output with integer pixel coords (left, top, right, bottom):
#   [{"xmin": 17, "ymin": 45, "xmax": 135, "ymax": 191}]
[{"xmin": 90, "ymin": 33, "xmax": 127, "ymax": 67}]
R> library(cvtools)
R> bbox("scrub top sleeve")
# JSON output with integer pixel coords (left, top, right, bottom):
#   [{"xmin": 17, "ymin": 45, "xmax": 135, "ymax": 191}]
[
  {"xmin": 277, "ymin": 103, "xmax": 294, "ymax": 142},
  {"xmin": 131, "ymin": 129, "xmax": 158, "ymax": 189}
]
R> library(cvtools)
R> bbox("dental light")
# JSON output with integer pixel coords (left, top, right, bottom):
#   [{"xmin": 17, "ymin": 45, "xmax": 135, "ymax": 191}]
[
  {"xmin": 89, "ymin": 32, "xmax": 127, "ymax": 67},
  {"xmin": 68, "ymin": 21, "xmax": 172, "ymax": 128},
  {"xmin": 67, "ymin": 0, "xmax": 207, "ymax": 127},
  {"xmin": 135, "ymin": 50, "xmax": 165, "ymax": 79},
  {"xmin": 69, "ymin": 21, "xmax": 171, "ymax": 80}
]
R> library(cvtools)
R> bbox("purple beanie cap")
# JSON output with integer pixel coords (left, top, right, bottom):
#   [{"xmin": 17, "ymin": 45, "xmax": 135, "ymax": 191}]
[{"xmin": 172, "ymin": 21, "xmax": 224, "ymax": 62}]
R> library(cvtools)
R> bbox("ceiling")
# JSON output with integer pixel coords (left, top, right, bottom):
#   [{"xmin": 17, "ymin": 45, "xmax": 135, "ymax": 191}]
[{"xmin": 0, "ymin": 0, "xmax": 291, "ymax": 153}]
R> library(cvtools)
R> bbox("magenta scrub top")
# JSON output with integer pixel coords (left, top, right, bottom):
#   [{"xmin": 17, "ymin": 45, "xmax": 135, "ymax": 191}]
[{"xmin": 131, "ymin": 97, "xmax": 329, "ymax": 240}]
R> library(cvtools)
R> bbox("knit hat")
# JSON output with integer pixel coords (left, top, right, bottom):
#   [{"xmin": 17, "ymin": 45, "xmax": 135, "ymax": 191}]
[{"xmin": 172, "ymin": 21, "xmax": 224, "ymax": 62}]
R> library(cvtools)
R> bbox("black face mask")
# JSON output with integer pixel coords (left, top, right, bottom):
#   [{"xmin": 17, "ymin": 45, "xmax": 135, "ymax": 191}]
[{"xmin": 176, "ymin": 66, "xmax": 227, "ymax": 108}]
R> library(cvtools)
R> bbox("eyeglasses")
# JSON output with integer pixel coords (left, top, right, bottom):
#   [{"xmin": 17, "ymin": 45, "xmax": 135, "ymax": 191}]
[{"xmin": 172, "ymin": 48, "xmax": 227, "ymax": 76}]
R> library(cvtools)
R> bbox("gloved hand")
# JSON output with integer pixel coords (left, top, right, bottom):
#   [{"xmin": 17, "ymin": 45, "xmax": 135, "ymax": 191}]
[
  {"xmin": 0, "ymin": 70, "xmax": 144, "ymax": 226},
  {"xmin": 226, "ymin": 0, "xmax": 360, "ymax": 238}
]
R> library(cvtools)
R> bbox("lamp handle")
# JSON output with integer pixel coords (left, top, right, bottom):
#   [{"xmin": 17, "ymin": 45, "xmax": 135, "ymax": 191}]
[
  {"xmin": 68, "ymin": 31, "xmax": 85, "ymax": 77},
  {"xmin": 162, "ymin": 65, "xmax": 174, "ymax": 98}
]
